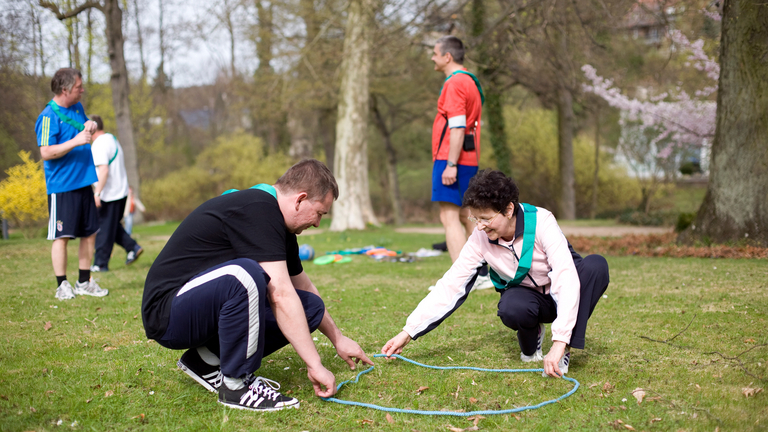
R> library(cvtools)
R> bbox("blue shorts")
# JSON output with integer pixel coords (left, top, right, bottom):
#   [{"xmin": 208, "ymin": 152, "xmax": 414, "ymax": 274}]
[
  {"xmin": 47, "ymin": 186, "xmax": 100, "ymax": 240},
  {"xmin": 431, "ymin": 160, "xmax": 478, "ymax": 206}
]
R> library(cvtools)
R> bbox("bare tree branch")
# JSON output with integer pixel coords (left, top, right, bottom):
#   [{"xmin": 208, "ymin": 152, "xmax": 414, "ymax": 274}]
[{"xmin": 38, "ymin": 0, "xmax": 102, "ymax": 19}]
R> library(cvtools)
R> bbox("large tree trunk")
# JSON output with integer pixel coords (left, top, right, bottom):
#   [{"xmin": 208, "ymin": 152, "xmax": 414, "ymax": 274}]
[
  {"xmin": 330, "ymin": 0, "xmax": 378, "ymax": 231},
  {"xmin": 557, "ymin": 84, "xmax": 576, "ymax": 220},
  {"xmin": 684, "ymin": 0, "xmax": 768, "ymax": 246},
  {"xmin": 103, "ymin": 0, "xmax": 141, "ymax": 213},
  {"xmin": 471, "ymin": 0, "xmax": 511, "ymax": 176}
]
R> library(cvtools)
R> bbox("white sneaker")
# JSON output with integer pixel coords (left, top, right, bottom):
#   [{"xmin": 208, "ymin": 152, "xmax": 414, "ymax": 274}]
[
  {"xmin": 520, "ymin": 323, "xmax": 545, "ymax": 362},
  {"xmin": 74, "ymin": 279, "xmax": 109, "ymax": 297},
  {"xmin": 472, "ymin": 275, "xmax": 494, "ymax": 291},
  {"xmin": 55, "ymin": 280, "xmax": 76, "ymax": 301},
  {"xmin": 543, "ymin": 346, "xmax": 571, "ymax": 377}
]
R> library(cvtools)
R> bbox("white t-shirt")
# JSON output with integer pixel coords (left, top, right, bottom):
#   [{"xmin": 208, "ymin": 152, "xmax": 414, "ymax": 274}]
[{"xmin": 91, "ymin": 133, "xmax": 129, "ymax": 202}]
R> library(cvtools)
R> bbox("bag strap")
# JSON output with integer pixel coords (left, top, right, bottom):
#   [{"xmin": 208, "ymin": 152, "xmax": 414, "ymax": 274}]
[
  {"xmin": 439, "ymin": 70, "xmax": 485, "ymax": 105},
  {"xmin": 487, "ymin": 203, "xmax": 538, "ymax": 290},
  {"xmin": 47, "ymin": 100, "xmax": 84, "ymax": 132},
  {"xmin": 106, "ymin": 134, "xmax": 119, "ymax": 165},
  {"xmin": 221, "ymin": 183, "xmax": 277, "ymax": 199}
]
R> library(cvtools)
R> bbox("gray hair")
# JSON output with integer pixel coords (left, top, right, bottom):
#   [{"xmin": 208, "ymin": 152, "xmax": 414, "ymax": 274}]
[
  {"xmin": 436, "ymin": 36, "xmax": 465, "ymax": 65},
  {"xmin": 51, "ymin": 68, "xmax": 82, "ymax": 95}
]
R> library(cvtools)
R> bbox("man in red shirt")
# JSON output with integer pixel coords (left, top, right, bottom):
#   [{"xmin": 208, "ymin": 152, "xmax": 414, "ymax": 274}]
[{"xmin": 430, "ymin": 36, "xmax": 491, "ymax": 289}]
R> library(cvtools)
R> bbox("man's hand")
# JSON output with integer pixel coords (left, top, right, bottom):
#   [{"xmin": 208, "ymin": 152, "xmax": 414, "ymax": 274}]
[
  {"xmin": 83, "ymin": 120, "xmax": 97, "ymax": 134},
  {"xmin": 94, "ymin": 194, "xmax": 102, "ymax": 208},
  {"xmin": 334, "ymin": 335, "xmax": 374, "ymax": 370},
  {"xmin": 442, "ymin": 165, "xmax": 458, "ymax": 185},
  {"xmin": 381, "ymin": 331, "xmax": 412, "ymax": 358},
  {"xmin": 75, "ymin": 129, "xmax": 92, "ymax": 146},
  {"xmin": 543, "ymin": 341, "xmax": 567, "ymax": 378},
  {"xmin": 307, "ymin": 364, "xmax": 336, "ymax": 398}
]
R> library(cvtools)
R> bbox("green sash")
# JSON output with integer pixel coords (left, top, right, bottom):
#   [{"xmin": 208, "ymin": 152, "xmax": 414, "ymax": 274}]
[
  {"xmin": 222, "ymin": 183, "xmax": 277, "ymax": 199},
  {"xmin": 489, "ymin": 203, "xmax": 538, "ymax": 289},
  {"xmin": 440, "ymin": 70, "xmax": 485, "ymax": 105},
  {"xmin": 105, "ymin": 134, "xmax": 119, "ymax": 165},
  {"xmin": 47, "ymin": 100, "xmax": 84, "ymax": 132}
]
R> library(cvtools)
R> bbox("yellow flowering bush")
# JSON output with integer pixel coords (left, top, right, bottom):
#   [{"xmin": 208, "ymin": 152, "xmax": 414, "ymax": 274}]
[{"xmin": 0, "ymin": 151, "xmax": 48, "ymax": 238}]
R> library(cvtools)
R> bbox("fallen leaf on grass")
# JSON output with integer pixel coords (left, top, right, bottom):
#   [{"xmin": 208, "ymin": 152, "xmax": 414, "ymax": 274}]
[
  {"xmin": 44, "ymin": 322, "xmax": 52, "ymax": 331},
  {"xmin": 447, "ymin": 426, "xmax": 478, "ymax": 432},
  {"xmin": 650, "ymin": 418, "xmax": 662, "ymax": 423},
  {"xmin": 512, "ymin": 414, "xmax": 521, "ymax": 421},
  {"xmin": 631, "ymin": 388, "xmax": 646, "ymax": 404},
  {"xmin": 468, "ymin": 397, "xmax": 478, "ymax": 404},
  {"xmin": 603, "ymin": 382, "xmax": 614, "ymax": 392},
  {"xmin": 624, "ymin": 425, "xmax": 635, "ymax": 431},
  {"xmin": 646, "ymin": 396, "xmax": 662, "ymax": 402},
  {"xmin": 104, "ymin": 390, "xmax": 114, "ymax": 397},
  {"xmin": 85, "ymin": 398, "xmax": 92, "ymax": 403},
  {"xmin": 744, "ymin": 338, "xmax": 756, "ymax": 343},
  {"xmin": 467, "ymin": 415, "xmax": 485, "ymax": 426},
  {"xmin": 416, "ymin": 386, "xmax": 429, "ymax": 394},
  {"xmin": 131, "ymin": 414, "xmax": 146, "ymax": 423},
  {"xmin": 104, "ymin": 346, "xmax": 117, "ymax": 352},
  {"xmin": 386, "ymin": 413, "xmax": 394, "ymax": 424},
  {"xmin": 29, "ymin": 406, "xmax": 36, "ymax": 413},
  {"xmin": 742, "ymin": 383, "xmax": 763, "ymax": 398},
  {"xmin": 608, "ymin": 419, "xmax": 623, "ymax": 429},
  {"xmin": 360, "ymin": 419, "xmax": 374, "ymax": 425}
]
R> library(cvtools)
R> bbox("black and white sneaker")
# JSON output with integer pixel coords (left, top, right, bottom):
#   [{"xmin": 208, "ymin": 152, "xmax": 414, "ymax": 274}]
[
  {"xmin": 177, "ymin": 349, "xmax": 222, "ymax": 392},
  {"xmin": 218, "ymin": 376, "xmax": 300, "ymax": 411},
  {"xmin": 543, "ymin": 346, "xmax": 571, "ymax": 377},
  {"xmin": 520, "ymin": 323, "xmax": 545, "ymax": 362}
]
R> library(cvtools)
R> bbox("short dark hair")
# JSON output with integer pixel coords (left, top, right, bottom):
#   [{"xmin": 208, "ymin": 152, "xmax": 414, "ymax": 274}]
[
  {"xmin": 51, "ymin": 68, "xmax": 82, "ymax": 95},
  {"xmin": 276, "ymin": 159, "xmax": 339, "ymax": 201},
  {"xmin": 463, "ymin": 169, "xmax": 520, "ymax": 215},
  {"xmin": 436, "ymin": 36, "xmax": 465, "ymax": 65},
  {"xmin": 90, "ymin": 115, "xmax": 104, "ymax": 131}
]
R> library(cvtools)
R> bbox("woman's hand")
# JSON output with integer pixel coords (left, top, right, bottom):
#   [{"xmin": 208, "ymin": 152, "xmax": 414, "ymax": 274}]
[
  {"xmin": 543, "ymin": 341, "xmax": 567, "ymax": 378},
  {"xmin": 381, "ymin": 331, "xmax": 412, "ymax": 357}
]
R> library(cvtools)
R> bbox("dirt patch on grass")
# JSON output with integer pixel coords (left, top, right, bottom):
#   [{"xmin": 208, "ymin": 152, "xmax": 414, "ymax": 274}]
[{"xmin": 571, "ymin": 233, "xmax": 768, "ymax": 259}]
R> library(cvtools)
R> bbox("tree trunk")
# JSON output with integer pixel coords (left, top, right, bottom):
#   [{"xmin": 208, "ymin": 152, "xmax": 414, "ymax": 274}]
[
  {"xmin": 557, "ymin": 84, "xmax": 576, "ymax": 220},
  {"xmin": 330, "ymin": 0, "xmax": 378, "ymax": 231},
  {"xmin": 471, "ymin": 0, "xmax": 511, "ymax": 176},
  {"xmin": 684, "ymin": 0, "xmax": 768, "ymax": 246},
  {"xmin": 371, "ymin": 96, "xmax": 403, "ymax": 225},
  {"xmin": 590, "ymin": 107, "xmax": 600, "ymax": 219},
  {"xmin": 103, "ymin": 0, "xmax": 141, "ymax": 217}
]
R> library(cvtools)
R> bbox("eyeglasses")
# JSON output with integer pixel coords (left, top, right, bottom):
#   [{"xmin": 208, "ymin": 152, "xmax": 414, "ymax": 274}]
[{"xmin": 468, "ymin": 209, "xmax": 502, "ymax": 226}]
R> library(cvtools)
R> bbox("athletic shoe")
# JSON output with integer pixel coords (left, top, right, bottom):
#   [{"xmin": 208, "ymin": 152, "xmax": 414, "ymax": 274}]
[
  {"xmin": 90, "ymin": 264, "xmax": 108, "ymax": 272},
  {"xmin": 472, "ymin": 275, "xmax": 494, "ymax": 291},
  {"xmin": 520, "ymin": 323, "xmax": 545, "ymax": 362},
  {"xmin": 126, "ymin": 246, "xmax": 143, "ymax": 265},
  {"xmin": 55, "ymin": 280, "xmax": 76, "ymax": 301},
  {"xmin": 74, "ymin": 279, "xmax": 109, "ymax": 297},
  {"xmin": 218, "ymin": 376, "xmax": 299, "ymax": 411},
  {"xmin": 178, "ymin": 349, "xmax": 222, "ymax": 392},
  {"xmin": 542, "ymin": 346, "xmax": 571, "ymax": 377},
  {"xmin": 432, "ymin": 241, "xmax": 448, "ymax": 251}
]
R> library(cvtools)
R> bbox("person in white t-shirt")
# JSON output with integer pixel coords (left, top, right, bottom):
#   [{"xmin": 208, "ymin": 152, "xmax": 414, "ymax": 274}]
[{"xmin": 90, "ymin": 115, "xmax": 143, "ymax": 272}]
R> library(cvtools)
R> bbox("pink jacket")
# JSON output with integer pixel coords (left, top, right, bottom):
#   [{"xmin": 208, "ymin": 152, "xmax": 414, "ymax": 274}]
[{"xmin": 403, "ymin": 205, "xmax": 581, "ymax": 344}]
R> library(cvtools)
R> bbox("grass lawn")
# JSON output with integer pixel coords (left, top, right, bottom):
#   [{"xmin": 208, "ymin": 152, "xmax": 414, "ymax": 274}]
[{"xmin": 1, "ymin": 222, "xmax": 766, "ymax": 431}]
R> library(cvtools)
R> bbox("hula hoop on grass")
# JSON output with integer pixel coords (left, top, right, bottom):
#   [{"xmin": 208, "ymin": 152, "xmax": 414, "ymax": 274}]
[{"xmin": 321, "ymin": 354, "xmax": 580, "ymax": 417}]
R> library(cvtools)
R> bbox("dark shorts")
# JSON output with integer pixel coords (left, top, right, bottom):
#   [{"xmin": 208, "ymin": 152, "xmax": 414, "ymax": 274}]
[
  {"xmin": 431, "ymin": 160, "xmax": 478, "ymax": 206},
  {"xmin": 47, "ymin": 186, "xmax": 99, "ymax": 240}
]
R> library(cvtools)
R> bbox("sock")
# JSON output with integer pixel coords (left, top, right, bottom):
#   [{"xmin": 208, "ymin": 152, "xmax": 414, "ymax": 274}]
[
  {"xmin": 56, "ymin": 276, "xmax": 67, "ymax": 287},
  {"xmin": 223, "ymin": 376, "xmax": 245, "ymax": 391},
  {"xmin": 78, "ymin": 269, "xmax": 90, "ymax": 284},
  {"xmin": 479, "ymin": 264, "xmax": 489, "ymax": 277},
  {"xmin": 197, "ymin": 347, "xmax": 221, "ymax": 366}
]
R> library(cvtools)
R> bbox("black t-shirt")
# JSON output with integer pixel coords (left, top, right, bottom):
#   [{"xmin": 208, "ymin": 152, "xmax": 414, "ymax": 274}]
[{"xmin": 142, "ymin": 189, "xmax": 303, "ymax": 339}]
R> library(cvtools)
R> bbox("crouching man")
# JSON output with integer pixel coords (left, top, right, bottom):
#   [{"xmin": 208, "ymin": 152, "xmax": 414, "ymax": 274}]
[{"xmin": 142, "ymin": 159, "xmax": 372, "ymax": 411}]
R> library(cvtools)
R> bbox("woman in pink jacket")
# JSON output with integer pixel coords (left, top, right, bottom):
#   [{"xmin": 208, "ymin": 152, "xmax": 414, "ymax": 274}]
[{"xmin": 382, "ymin": 170, "xmax": 609, "ymax": 378}]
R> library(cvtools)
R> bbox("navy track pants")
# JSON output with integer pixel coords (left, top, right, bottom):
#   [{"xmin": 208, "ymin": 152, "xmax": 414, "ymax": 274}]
[{"xmin": 155, "ymin": 258, "xmax": 325, "ymax": 378}]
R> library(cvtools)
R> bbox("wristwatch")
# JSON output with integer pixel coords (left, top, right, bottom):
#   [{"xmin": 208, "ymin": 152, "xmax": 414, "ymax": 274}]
[{"xmin": 446, "ymin": 161, "xmax": 457, "ymax": 168}]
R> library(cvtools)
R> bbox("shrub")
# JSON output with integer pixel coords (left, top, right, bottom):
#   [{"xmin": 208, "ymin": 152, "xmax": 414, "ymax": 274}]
[
  {"xmin": 675, "ymin": 211, "xmax": 697, "ymax": 232},
  {"xmin": 142, "ymin": 133, "xmax": 293, "ymax": 221},
  {"xmin": 0, "ymin": 151, "xmax": 48, "ymax": 238}
]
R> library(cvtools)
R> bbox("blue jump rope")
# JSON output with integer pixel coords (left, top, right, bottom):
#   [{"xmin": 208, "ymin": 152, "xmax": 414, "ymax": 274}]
[{"xmin": 321, "ymin": 354, "xmax": 580, "ymax": 417}]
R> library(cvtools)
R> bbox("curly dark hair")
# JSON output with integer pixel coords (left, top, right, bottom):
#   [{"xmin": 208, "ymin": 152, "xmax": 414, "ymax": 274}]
[{"xmin": 463, "ymin": 169, "xmax": 519, "ymax": 215}]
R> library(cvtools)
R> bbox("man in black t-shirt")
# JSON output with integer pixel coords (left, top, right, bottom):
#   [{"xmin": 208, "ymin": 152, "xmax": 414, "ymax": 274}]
[{"xmin": 142, "ymin": 160, "xmax": 372, "ymax": 411}]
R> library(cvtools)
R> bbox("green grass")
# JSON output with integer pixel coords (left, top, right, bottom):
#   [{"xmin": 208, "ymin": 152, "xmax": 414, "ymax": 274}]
[{"xmin": 1, "ymin": 224, "xmax": 766, "ymax": 431}]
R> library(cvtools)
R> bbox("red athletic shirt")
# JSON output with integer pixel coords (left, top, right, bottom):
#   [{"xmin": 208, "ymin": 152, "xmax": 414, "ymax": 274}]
[{"xmin": 432, "ymin": 70, "xmax": 482, "ymax": 166}]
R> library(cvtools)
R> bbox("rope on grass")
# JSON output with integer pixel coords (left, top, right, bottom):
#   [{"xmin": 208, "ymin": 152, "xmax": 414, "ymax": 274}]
[{"xmin": 321, "ymin": 354, "xmax": 580, "ymax": 417}]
